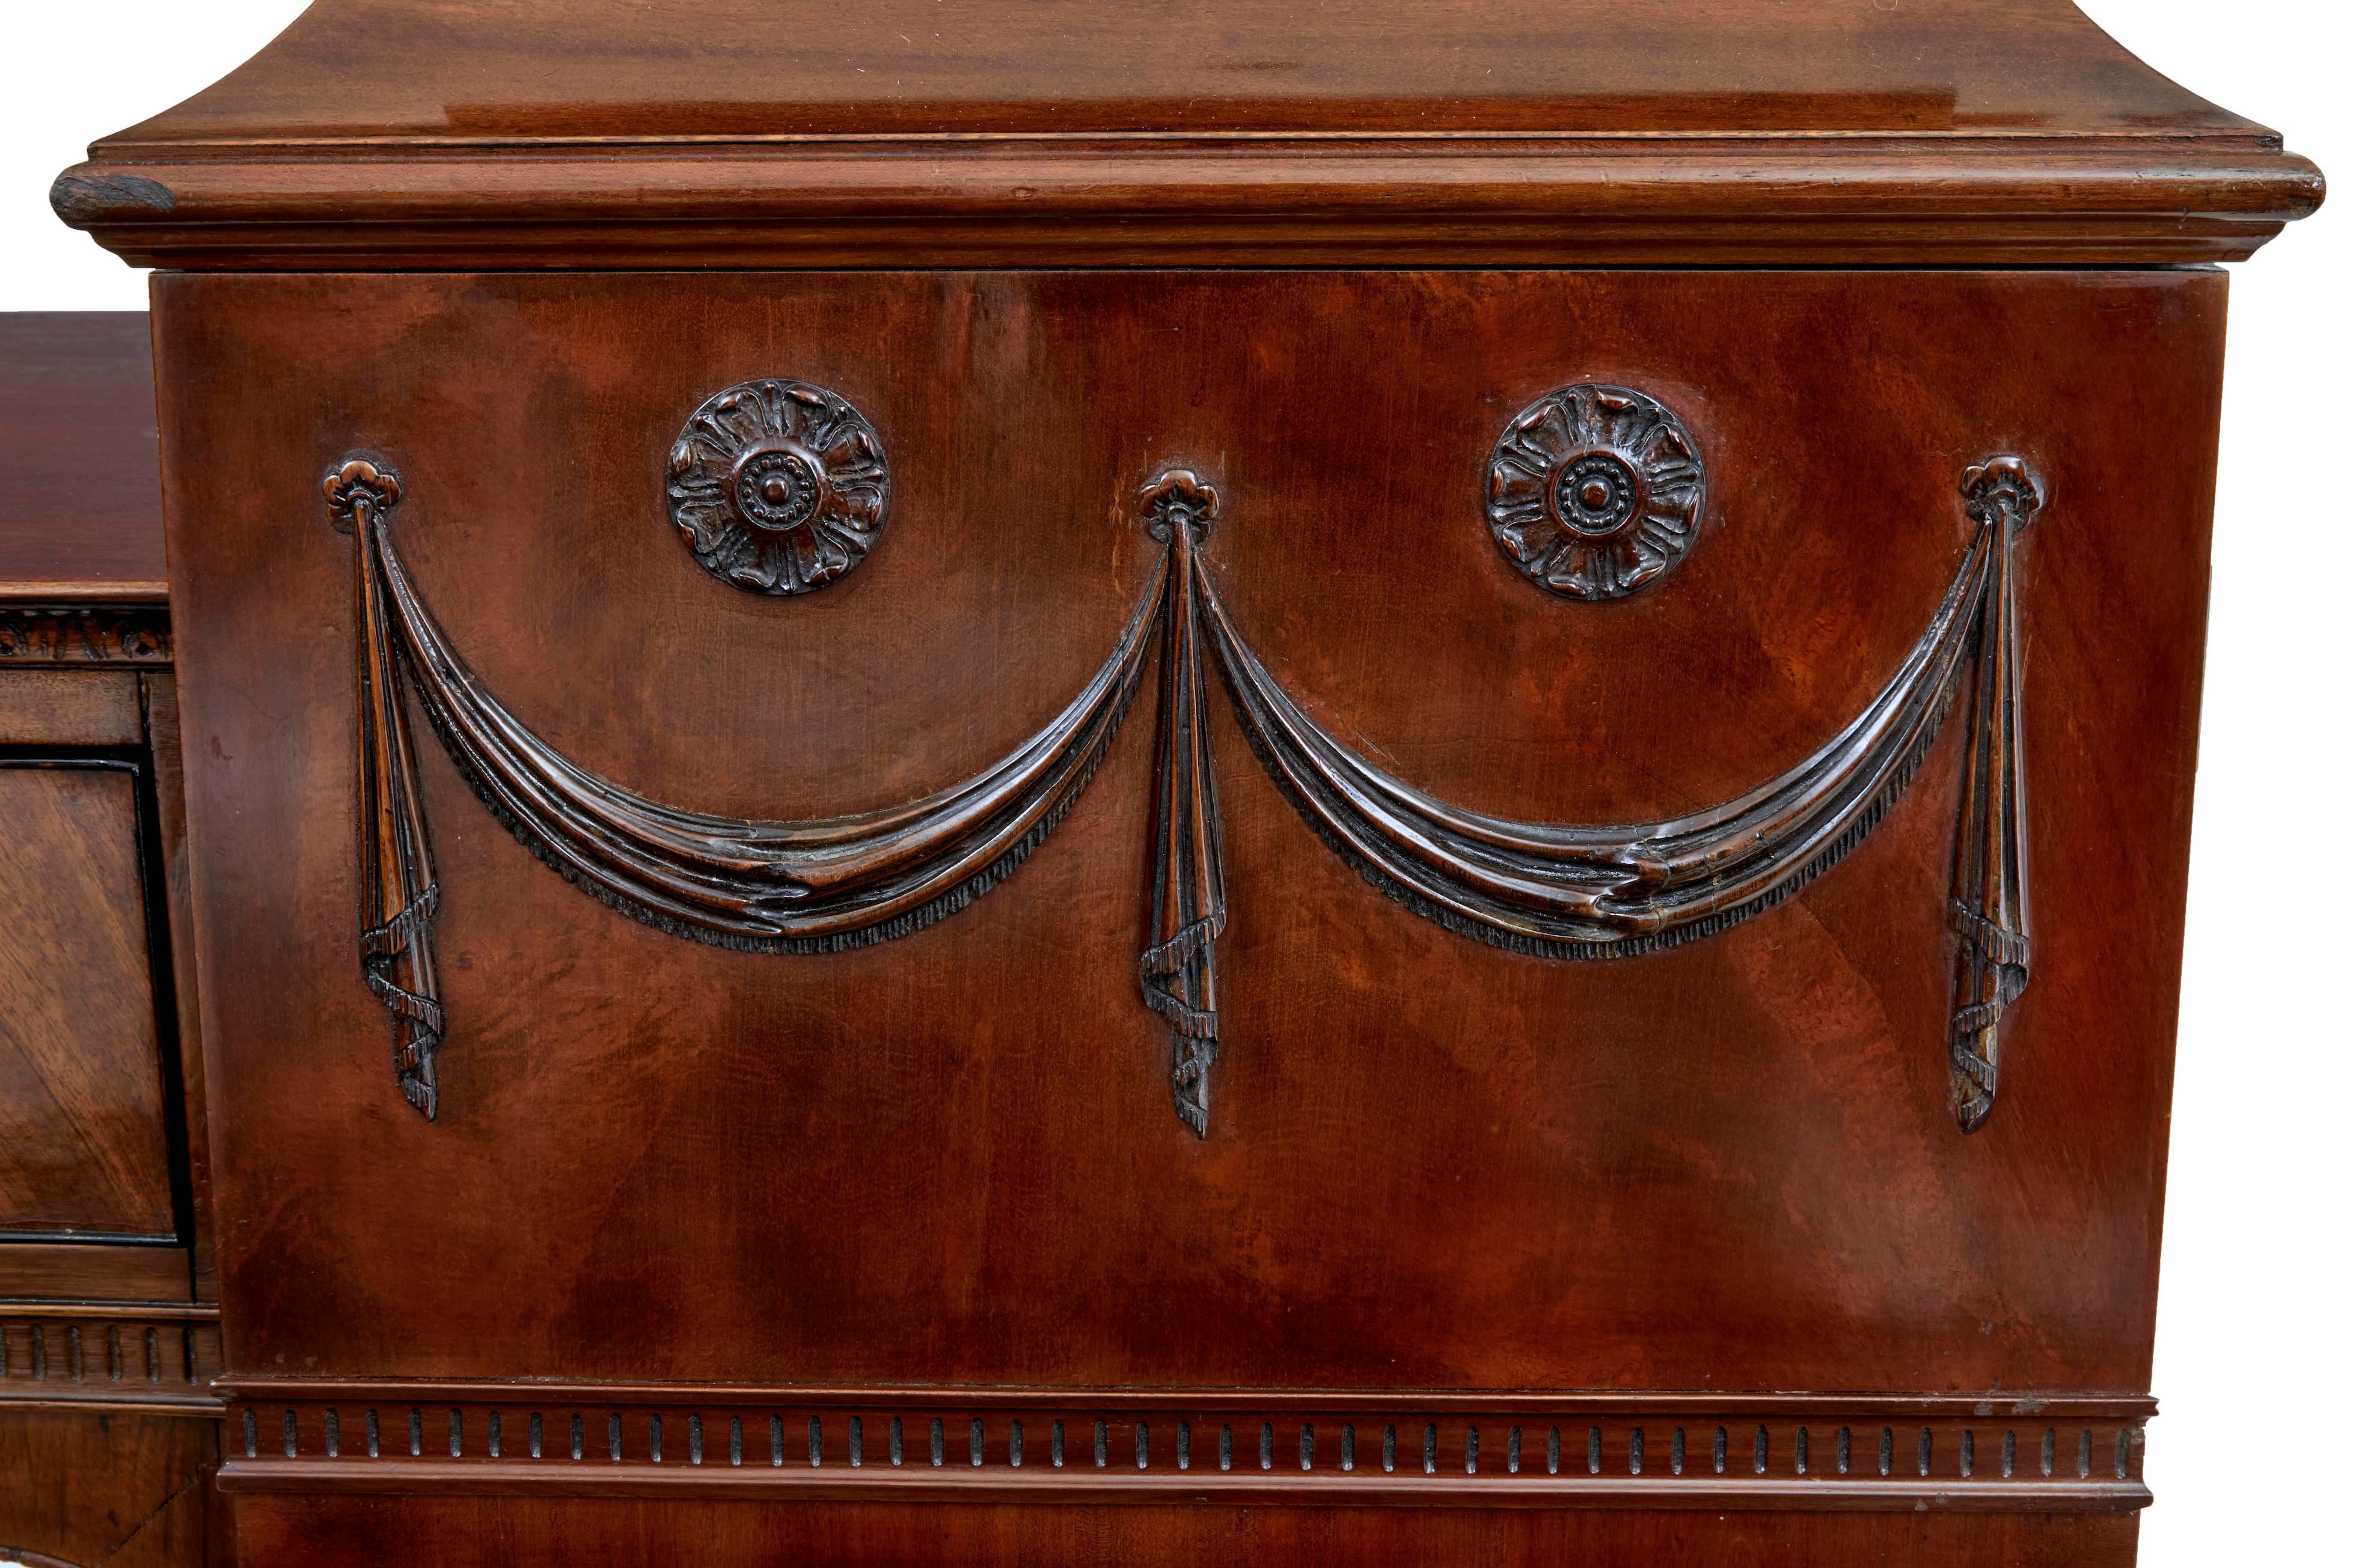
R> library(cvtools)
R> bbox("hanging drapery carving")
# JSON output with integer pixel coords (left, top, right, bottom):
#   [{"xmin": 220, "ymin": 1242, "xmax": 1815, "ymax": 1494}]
[
  {"xmin": 1186, "ymin": 460, "xmax": 2037, "ymax": 1130},
  {"xmin": 1136, "ymin": 473, "xmax": 1229, "ymax": 1137},
  {"xmin": 1948, "ymin": 459, "xmax": 2040, "ymax": 1132},
  {"xmin": 378, "ymin": 539, "xmax": 1160, "ymax": 952},
  {"xmin": 328, "ymin": 457, "xmax": 446, "ymax": 1120},
  {"xmin": 328, "ymin": 452, "xmax": 1162, "ymax": 1116},
  {"xmin": 1198, "ymin": 541, "xmax": 1985, "ymax": 960},
  {"xmin": 330, "ymin": 448, "xmax": 2034, "ymax": 1135}
]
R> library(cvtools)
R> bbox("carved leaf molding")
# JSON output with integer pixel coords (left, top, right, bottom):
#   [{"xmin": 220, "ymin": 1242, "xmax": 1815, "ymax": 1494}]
[{"xmin": 330, "ymin": 454, "xmax": 2035, "ymax": 1135}]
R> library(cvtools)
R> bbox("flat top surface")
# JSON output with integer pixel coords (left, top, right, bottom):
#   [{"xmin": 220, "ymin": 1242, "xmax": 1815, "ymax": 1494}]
[
  {"xmin": 61, "ymin": 2, "xmax": 2319, "ymax": 269},
  {"xmin": 0, "ymin": 314, "xmax": 165, "ymax": 602},
  {"xmin": 106, "ymin": 0, "xmax": 2248, "ymax": 144}
]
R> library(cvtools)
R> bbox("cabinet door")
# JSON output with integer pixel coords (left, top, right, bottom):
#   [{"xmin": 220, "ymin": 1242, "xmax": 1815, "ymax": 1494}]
[{"xmin": 0, "ymin": 758, "xmax": 176, "ymax": 1241}]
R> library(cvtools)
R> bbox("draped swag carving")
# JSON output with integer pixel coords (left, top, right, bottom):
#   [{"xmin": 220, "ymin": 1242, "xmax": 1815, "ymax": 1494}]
[
  {"xmin": 329, "ymin": 459, "xmax": 445, "ymax": 1119},
  {"xmin": 328, "ymin": 454, "xmax": 2037, "ymax": 1135}
]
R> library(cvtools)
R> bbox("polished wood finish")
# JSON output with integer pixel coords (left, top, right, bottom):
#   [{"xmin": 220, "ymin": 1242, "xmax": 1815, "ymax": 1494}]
[
  {"xmin": 1, "ymin": 314, "xmax": 224, "ymax": 1567},
  {"xmin": 78, "ymin": 0, "xmax": 2284, "ymax": 138},
  {"xmin": 231, "ymin": 1498, "xmax": 2138, "ymax": 1568},
  {"xmin": 0, "ymin": 668, "xmax": 144, "ymax": 745},
  {"xmin": 0, "ymin": 314, "xmax": 165, "ymax": 603},
  {"xmin": 216, "ymin": 1382, "xmax": 2151, "ymax": 1516},
  {"xmin": 0, "ymin": 320, "xmax": 206, "ymax": 1307},
  {"xmin": 0, "ymin": 1412, "xmax": 222, "ymax": 1567},
  {"xmin": 0, "ymin": 668, "xmax": 207, "ymax": 1309},
  {"xmin": 0, "ymin": 1246, "xmax": 193, "ymax": 1303},
  {"xmin": 340, "ymin": 436, "xmax": 2040, "ymax": 1136},
  {"xmin": 0, "ymin": 764, "xmax": 175, "ymax": 1239},
  {"xmin": 143, "ymin": 673, "xmax": 218, "ymax": 1302},
  {"xmin": 157, "ymin": 269, "xmax": 2217, "ymax": 1408},
  {"xmin": 29, "ymin": 3, "xmax": 2322, "ymax": 1559},
  {"xmin": 49, "ymin": 0, "xmax": 2322, "ymax": 267},
  {"xmin": 0, "ymin": 1301, "xmax": 222, "ymax": 1414}
]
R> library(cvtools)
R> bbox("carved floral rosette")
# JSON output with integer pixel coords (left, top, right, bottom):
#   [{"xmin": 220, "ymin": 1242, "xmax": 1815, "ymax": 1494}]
[
  {"xmin": 666, "ymin": 379, "xmax": 890, "ymax": 595},
  {"xmin": 1486, "ymin": 384, "xmax": 1706, "ymax": 600}
]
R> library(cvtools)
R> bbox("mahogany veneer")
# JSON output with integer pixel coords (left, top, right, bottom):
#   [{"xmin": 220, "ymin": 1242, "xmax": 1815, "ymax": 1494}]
[
  {"xmin": 0, "ymin": 313, "xmax": 227, "ymax": 1568},
  {"xmin": 48, "ymin": 0, "xmax": 2323, "ymax": 267},
  {"xmin": 32, "ymin": 2, "xmax": 2327, "ymax": 1562}
]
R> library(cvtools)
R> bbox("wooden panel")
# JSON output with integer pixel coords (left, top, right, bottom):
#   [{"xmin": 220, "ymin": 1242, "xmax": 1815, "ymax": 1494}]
[
  {"xmin": 0, "ymin": 1410, "xmax": 219, "ymax": 1567},
  {"xmin": 0, "ymin": 313, "xmax": 167, "ymax": 602},
  {"xmin": 228, "ymin": 1496, "xmax": 2138, "ymax": 1567},
  {"xmin": 0, "ymin": 1243, "xmax": 192, "ymax": 1302},
  {"xmin": 0, "ymin": 763, "xmax": 174, "ymax": 1240},
  {"xmin": 145, "ymin": 674, "xmax": 217, "ymax": 1302},
  {"xmin": 151, "ymin": 267, "xmax": 2220, "ymax": 1404},
  {"xmin": 0, "ymin": 670, "xmax": 144, "ymax": 746}
]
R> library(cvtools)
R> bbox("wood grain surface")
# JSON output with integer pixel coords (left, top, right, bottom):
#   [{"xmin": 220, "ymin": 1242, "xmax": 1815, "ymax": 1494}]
[
  {"xmin": 82, "ymin": 0, "xmax": 2277, "ymax": 139},
  {"xmin": 49, "ymin": 0, "xmax": 2323, "ymax": 267},
  {"xmin": 0, "ymin": 1411, "xmax": 220, "ymax": 1567},
  {"xmin": 0, "ymin": 314, "xmax": 166, "ymax": 602},
  {"xmin": 228, "ymin": 1495, "xmax": 2138, "ymax": 1567},
  {"xmin": 24, "ymin": 22, "xmax": 2310, "ymax": 1568},
  {"xmin": 153, "ymin": 266, "xmax": 2221, "ymax": 1399},
  {"xmin": 0, "ymin": 764, "xmax": 173, "ymax": 1240},
  {"xmin": 0, "ymin": 670, "xmax": 143, "ymax": 746},
  {"xmin": 0, "ymin": 1243, "xmax": 192, "ymax": 1302}
]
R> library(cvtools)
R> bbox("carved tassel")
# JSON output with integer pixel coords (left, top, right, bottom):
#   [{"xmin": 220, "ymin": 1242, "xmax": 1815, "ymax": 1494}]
[
  {"xmin": 1137, "ymin": 472, "xmax": 1228, "ymax": 1136},
  {"xmin": 1949, "ymin": 457, "xmax": 2041, "ymax": 1132},
  {"xmin": 329, "ymin": 457, "xmax": 446, "ymax": 1120}
]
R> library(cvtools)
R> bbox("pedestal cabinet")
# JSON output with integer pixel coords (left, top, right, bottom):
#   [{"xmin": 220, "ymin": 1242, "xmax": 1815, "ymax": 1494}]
[{"xmin": 41, "ymin": 2, "xmax": 2324, "ymax": 1561}]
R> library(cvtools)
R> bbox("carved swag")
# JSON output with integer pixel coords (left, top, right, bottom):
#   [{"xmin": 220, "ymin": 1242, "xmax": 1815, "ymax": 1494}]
[{"xmin": 328, "ymin": 453, "xmax": 2038, "ymax": 1135}]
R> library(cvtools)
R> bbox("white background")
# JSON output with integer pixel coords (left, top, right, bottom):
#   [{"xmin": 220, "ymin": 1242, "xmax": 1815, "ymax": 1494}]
[{"xmin": 1, "ymin": 4, "xmax": 2343, "ymax": 1561}]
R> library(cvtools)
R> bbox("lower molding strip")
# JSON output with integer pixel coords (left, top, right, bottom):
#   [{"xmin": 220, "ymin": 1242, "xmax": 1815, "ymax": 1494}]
[
  {"xmin": 218, "ymin": 1387, "xmax": 2150, "ymax": 1512},
  {"xmin": 0, "ymin": 1303, "xmax": 223, "ymax": 1417}
]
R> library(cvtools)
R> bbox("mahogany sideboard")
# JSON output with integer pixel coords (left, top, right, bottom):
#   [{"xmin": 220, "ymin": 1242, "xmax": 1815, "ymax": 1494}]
[{"xmin": 28, "ymin": 1, "xmax": 2327, "ymax": 1562}]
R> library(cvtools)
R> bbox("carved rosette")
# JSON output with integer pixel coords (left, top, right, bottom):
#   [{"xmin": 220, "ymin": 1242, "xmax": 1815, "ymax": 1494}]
[
  {"xmin": 666, "ymin": 380, "xmax": 889, "ymax": 595},
  {"xmin": 1486, "ymin": 385, "xmax": 1706, "ymax": 600}
]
